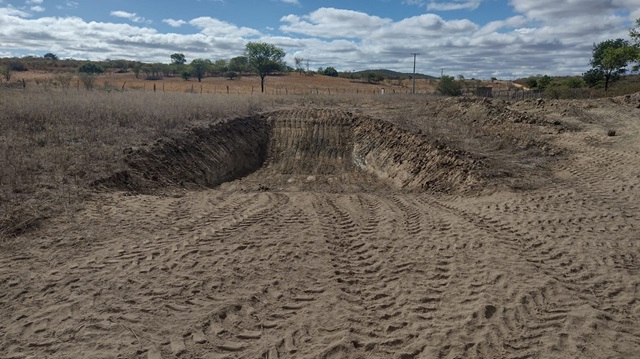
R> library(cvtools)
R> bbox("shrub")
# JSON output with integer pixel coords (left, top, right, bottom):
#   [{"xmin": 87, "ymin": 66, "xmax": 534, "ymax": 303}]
[
  {"xmin": 78, "ymin": 73, "xmax": 97, "ymax": 90},
  {"xmin": 437, "ymin": 75, "xmax": 463, "ymax": 96},
  {"xmin": 564, "ymin": 77, "xmax": 584, "ymax": 89},
  {"xmin": 78, "ymin": 63, "xmax": 104, "ymax": 74},
  {"xmin": 323, "ymin": 67, "xmax": 339, "ymax": 77},
  {"xmin": 53, "ymin": 73, "xmax": 73, "ymax": 89},
  {"xmin": 0, "ymin": 65, "xmax": 11, "ymax": 82},
  {"xmin": 7, "ymin": 61, "xmax": 28, "ymax": 71},
  {"xmin": 181, "ymin": 70, "xmax": 191, "ymax": 81}
]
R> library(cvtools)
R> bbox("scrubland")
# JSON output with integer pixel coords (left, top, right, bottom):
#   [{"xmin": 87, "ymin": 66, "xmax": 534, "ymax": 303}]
[{"xmin": 2, "ymin": 87, "xmax": 640, "ymax": 359}]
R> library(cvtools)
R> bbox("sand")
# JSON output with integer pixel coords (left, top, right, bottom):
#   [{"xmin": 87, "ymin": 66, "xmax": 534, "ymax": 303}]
[{"xmin": 2, "ymin": 99, "xmax": 640, "ymax": 358}]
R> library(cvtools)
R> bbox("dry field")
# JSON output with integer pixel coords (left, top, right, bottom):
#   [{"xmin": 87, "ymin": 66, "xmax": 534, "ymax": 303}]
[
  {"xmin": 2, "ymin": 88, "xmax": 640, "ymax": 359},
  {"xmin": 12, "ymin": 71, "xmax": 440, "ymax": 95}
]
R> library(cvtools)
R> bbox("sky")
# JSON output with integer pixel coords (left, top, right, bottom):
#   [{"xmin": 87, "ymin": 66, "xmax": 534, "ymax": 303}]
[{"xmin": 0, "ymin": 0, "xmax": 639, "ymax": 79}]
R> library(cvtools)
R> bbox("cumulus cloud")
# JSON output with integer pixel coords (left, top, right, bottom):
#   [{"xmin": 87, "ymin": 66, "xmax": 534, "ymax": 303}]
[
  {"xmin": 26, "ymin": 0, "xmax": 43, "ymax": 4},
  {"xmin": 110, "ymin": 10, "xmax": 150, "ymax": 24},
  {"xmin": 30, "ymin": 5, "xmax": 44, "ymax": 12},
  {"xmin": 427, "ymin": 0, "xmax": 482, "ymax": 11},
  {"xmin": 280, "ymin": 0, "xmax": 300, "ymax": 4},
  {"xmin": 0, "ymin": 6, "xmax": 30, "ymax": 17},
  {"xmin": 163, "ymin": 18, "xmax": 186, "ymax": 27},
  {"xmin": 280, "ymin": 7, "xmax": 392, "ymax": 38},
  {"xmin": 0, "ymin": 9, "xmax": 255, "ymax": 62},
  {"xmin": 0, "ymin": 2, "xmax": 638, "ymax": 79},
  {"xmin": 189, "ymin": 17, "xmax": 261, "ymax": 37}
]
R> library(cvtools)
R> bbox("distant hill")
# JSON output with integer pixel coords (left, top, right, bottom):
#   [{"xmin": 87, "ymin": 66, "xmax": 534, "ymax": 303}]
[{"xmin": 343, "ymin": 69, "xmax": 437, "ymax": 80}]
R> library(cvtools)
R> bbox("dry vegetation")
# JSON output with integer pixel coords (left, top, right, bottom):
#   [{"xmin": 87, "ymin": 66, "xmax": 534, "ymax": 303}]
[
  {"xmin": 0, "ymin": 89, "xmax": 272, "ymax": 236},
  {"xmin": 4, "ymin": 70, "xmax": 440, "ymax": 95},
  {"xmin": 0, "ymin": 85, "xmax": 566, "ymax": 237},
  {"xmin": 3, "ymin": 83, "xmax": 640, "ymax": 358}
]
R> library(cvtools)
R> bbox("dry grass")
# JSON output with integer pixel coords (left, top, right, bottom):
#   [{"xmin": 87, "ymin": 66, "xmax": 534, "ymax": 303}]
[
  {"xmin": 0, "ymin": 88, "xmax": 558, "ymax": 237},
  {"xmin": 0, "ymin": 89, "xmax": 279, "ymax": 237},
  {"xmin": 10, "ymin": 71, "xmax": 441, "ymax": 95}
]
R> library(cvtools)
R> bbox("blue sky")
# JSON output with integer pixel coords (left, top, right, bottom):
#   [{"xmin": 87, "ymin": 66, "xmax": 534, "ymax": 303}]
[{"xmin": 0, "ymin": 0, "xmax": 639, "ymax": 78}]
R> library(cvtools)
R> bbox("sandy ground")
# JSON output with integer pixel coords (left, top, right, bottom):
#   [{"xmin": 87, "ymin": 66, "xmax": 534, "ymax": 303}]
[{"xmin": 2, "ymin": 98, "xmax": 640, "ymax": 359}]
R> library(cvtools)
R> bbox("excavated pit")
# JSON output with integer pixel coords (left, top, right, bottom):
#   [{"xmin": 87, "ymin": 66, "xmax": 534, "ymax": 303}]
[{"xmin": 98, "ymin": 109, "xmax": 485, "ymax": 194}]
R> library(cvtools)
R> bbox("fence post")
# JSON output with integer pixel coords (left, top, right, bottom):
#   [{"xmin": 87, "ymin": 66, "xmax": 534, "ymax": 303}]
[
  {"xmin": 153, "ymin": 84, "xmax": 156, "ymax": 92},
  {"xmin": 122, "ymin": 82, "xmax": 126, "ymax": 91},
  {"xmin": 227, "ymin": 86, "xmax": 229, "ymax": 94}
]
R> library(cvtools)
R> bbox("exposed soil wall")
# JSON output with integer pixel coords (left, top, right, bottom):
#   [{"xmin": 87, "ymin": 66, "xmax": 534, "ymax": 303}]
[
  {"xmin": 99, "ymin": 109, "xmax": 485, "ymax": 193},
  {"xmin": 352, "ymin": 117, "xmax": 483, "ymax": 192},
  {"xmin": 95, "ymin": 116, "xmax": 270, "ymax": 191}
]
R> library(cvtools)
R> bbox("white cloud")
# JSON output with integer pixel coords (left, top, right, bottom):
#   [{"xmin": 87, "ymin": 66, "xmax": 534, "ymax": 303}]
[
  {"xmin": 110, "ymin": 10, "xmax": 150, "ymax": 24},
  {"xmin": 427, "ymin": 0, "xmax": 482, "ymax": 11},
  {"xmin": 189, "ymin": 17, "xmax": 260, "ymax": 37},
  {"xmin": 163, "ymin": 18, "xmax": 186, "ymax": 27},
  {"xmin": 280, "ymin": 8, "xmax": 392, "ymax": 38},
  {"xmin": 0, "ymin": 6, "xmax": 30, "ymax": 17},
  {"xmin": 0, "ymin": 2, "xmax": 638, "ymax": 79},
  {"xmin": 281, "ymin": 0, "xmax": 300, "ymax": 4},
  {"xmin": 30, "ymin": 5, "xmax": 44, "ymax": 12},
  {"xmin": 26, "ymin": 0, "xmax": 43, "ymax": 4}
]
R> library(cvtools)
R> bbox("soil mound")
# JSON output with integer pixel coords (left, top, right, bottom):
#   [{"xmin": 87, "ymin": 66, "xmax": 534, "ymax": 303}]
[{"xmin": 97, "ymin": 109, "xmax": 485, "ymax": 193}]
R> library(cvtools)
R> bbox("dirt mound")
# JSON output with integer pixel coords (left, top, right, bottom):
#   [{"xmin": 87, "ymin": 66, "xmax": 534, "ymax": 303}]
[{"xmin": 97, "ymin": 109, "xmax": 485, "ymax": 194}]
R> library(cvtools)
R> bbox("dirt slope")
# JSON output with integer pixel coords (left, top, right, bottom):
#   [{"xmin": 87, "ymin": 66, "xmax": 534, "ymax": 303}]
[{"xmin": 2, "ymin": 100, "xmax": 640, "ymax": 359}]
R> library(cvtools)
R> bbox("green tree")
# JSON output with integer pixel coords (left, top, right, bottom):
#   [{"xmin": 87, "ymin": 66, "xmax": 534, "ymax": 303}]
[
  {"xmin": 323, "ymin": 67, "xmax": 339, "ymax": 77},
  {"xmin": 244, "ymin": 42, "xmax": 286, "ymax": 93},
  {"xmin": 538, "ymin": 75, "xmax": 552, "ymax": 89},
  {"xmin": 211, "ymin": 59, "xmax": 228, "ymax": 76},
  {"xmin": 190, "ymin": 58, "xmax": 211, "ymax": 82},
  {"xmin": 588, "ymin": 39, "xmax": 637, "ymax": 91},
  {"xmin": 229, "ymin": 56, "xmax": 248, "ymax": 74},
  {"xmin": 78, "ymin": 63, "xmax": 104, "ymax": 74},
  {"xmin": 564, "ymin": 77, "xmax": 584, "ymax": 89},
  {"xmin": 629, "ymin": 18, "xmax": 640, "ymax": 71},
  {"xmin": 170, "ymin": 53, "xmax": 186, "ymax": 65},
  {"xmin": 181, "ymin": 69, "xmax": 191, "ymax": 81},
  {"xmin": 525, "ymin": 77, "xmax": 538, "ymax": 89},
  {"xmin": 583, "ymin": 68, "xmax": 604, "ymax": 88},
  {"xmin": 436, "ymin": 75, "xmax": 462, "ymax": 96},
  {"xmin": 44, "ymin": 53, "xmax": 58, "ymax": 61}
]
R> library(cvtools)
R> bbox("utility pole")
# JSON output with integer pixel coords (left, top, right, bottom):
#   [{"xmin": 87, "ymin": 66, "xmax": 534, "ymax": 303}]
[
  {"xmin": 441, "ymin": 68, "xmax": 444, "ymax": 78},
  {"xmin": 411, "ymin": 53, "xmax": 420, "ymax": 94}
]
